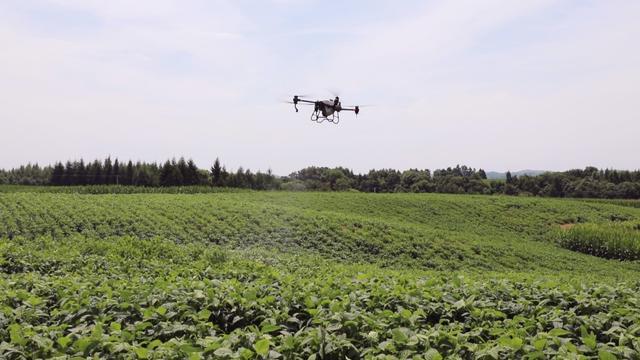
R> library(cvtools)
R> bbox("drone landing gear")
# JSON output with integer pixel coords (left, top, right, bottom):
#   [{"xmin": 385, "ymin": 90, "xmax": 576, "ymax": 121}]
[{"xmin": 311, "ymin": 111, "xmax": 339, "ymax": 124}]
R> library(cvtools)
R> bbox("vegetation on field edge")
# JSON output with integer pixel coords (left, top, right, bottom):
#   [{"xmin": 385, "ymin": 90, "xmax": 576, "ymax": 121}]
[
  {"xmin": 2, "ymin": 157, "xmax": 640, "ymax": 199},
  {"xmin": 556, "ymin": 221, "xmax": 640, "ymax": 261}
]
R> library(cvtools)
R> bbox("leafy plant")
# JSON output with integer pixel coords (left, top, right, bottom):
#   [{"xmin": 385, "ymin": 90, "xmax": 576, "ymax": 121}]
[{"xmin": 1, "ymin": 191, "xmax": 639, "ymax": 358}]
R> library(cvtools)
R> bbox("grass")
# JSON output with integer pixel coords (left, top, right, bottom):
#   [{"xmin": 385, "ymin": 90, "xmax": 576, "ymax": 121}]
[
  {"xmin": 580, "ymin": 198, "xmax": 640, "ymax": 209},
  {"xmin": 1, "ymin": 191, "xmax": 640, "ymax": 358}
]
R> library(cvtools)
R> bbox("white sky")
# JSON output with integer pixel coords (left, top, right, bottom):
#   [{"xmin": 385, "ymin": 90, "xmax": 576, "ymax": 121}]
[{"xmin": 1, "ymin": 0, "xmax": 639, "ymax": 174}]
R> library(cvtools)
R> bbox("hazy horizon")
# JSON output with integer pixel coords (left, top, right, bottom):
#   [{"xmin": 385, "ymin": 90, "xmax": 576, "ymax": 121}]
[{"xmin": 2, "ymin": 1, "xmax": 639, "ymax": 174}]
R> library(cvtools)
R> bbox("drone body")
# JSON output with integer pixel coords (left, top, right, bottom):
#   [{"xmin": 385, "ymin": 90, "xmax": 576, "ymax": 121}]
[{"xmin": 290, "ymin": 95, "xmax": 360, "ymax": 124}]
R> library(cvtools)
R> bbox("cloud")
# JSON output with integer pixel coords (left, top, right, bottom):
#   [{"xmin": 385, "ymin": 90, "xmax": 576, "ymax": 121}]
[
  {"xmin": 0, "ymin": 1, "xmax": 274, "ymax": 167},
  {"xmin": 0, "ymin": 0, "xmax": 639, "ymax": 173},
  {"xmin": 295, "ymin": 0, "xmax": 640, "ymax": 171}
]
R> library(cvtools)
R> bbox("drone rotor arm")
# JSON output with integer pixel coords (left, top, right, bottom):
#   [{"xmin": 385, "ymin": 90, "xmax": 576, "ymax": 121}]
[
  {"xmin": 339, "ymin": 106, "xmax": 360, "ymax": 115},
  {"xmin": 285, "ymin": 101, "xmax": 314, "ymax": 105}
]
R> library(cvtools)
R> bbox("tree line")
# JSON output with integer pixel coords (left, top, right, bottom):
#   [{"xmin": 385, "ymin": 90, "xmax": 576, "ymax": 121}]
[
  {"xmin": 0, "ymin": 157, "xmax": 279, "ymax": 190},
  {"xmin": 1, "ymin": 159, "xmax": 639, "ymax": 199},
  {"xmin": 286, "ymin": 165, "xmax": 640, "ymax": 198}
]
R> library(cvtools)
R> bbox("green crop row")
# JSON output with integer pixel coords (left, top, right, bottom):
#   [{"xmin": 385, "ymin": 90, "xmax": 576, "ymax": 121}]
[
  {"xmin": 0, "ymin": 185, "xmax": 249, "ymax": 194},
  {"xmin": 1, "ymin": 235, "xmax": 639, "ymax": 359},
  {"xmin": 557, "ymin": 222, "xmax": 640, "ymax": 260},
  {"xmin": 1, "ymin": 192, "xmax": 640, "ymax": 358},
  {"xmin": 580, "ymin": 198, "xmax": 640, "ymax": 209},
  {"xmin": 1, "ymin": 192, "xmax": 640, "ymax": 276}
]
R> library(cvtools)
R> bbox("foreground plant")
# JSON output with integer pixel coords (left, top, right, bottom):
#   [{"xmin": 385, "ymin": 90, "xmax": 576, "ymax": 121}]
[{"xmin": 1, "ymin": 236, "xmax": 640, "ymax": 359}]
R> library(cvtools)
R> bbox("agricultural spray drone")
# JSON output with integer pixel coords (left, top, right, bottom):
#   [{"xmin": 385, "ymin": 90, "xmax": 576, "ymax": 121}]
[{"xmin": 287, "ymin": 95, "xmax": 361, "ymax": 124}]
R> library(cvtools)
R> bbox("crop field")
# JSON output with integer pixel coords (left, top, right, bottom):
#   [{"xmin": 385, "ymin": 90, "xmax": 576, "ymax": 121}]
[
  {"xmin": 557, "ymin": 222, "xmax": 640, "ymax": 261},
  {"xmin": 1, "ymin": 190, "xmax": 640, "ymax": 358}
]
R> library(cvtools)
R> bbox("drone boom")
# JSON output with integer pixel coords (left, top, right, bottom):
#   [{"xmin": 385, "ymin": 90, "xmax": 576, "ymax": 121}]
[{"xmin": 340, "ymin": 106, "xmax": 360, "ymax": 115}]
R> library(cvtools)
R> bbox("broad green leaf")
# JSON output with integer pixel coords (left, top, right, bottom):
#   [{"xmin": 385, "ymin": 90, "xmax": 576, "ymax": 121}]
[
  {"xmin": 400, "ymin": 308, "xmax": 412, "ymax": 319},
  {"xmin": 26, "ymin": 296, "xmax": 43, "ymax": 306},
  {"xmin": 582, "ymin": 333, "xmax": 597, "ymax": 350},
  {"xmin": 499, "ymin": 336, "xmax": 523, "ymax": 350},
  {"xmin": 135, "ymin": 322, "xmax": 152, "ymax": 331},
  {"xmin": 156, "ymin": 306, "xmax": 168, "ymax": 316},
  {"xmin": 548, "ymin": 328, "xmax": 571, "ymax": 337},
  {"xmin": 239, "ymin": 348, "xmax": 255, "ymax": 360},
  {"xmin": 213, "ymin": 348, "xmax": 233, "ymax": 357},
  {"xmin": 260, "ymin": 324, "xmax": 281, "ymax": 334},
  {"xmin": 92, "ymin": 323, "xmax": 104, "ymax": 339},
  {"xmin": 110, "ymin": 322, "xmax": 121, "ymax": 332},
  {"xmin": 533, "ymin": 338, "xmax": 546, "ymax": 351},
  {"xmin": 453, "ymin": 299, "xmax": 465, "ymax": 309},
  {"xmin": 599, "ymin": 350, "xmax": 617, "ymax": 360},
  {"xmin": 8, "ymin": 324, "xmax": 26, "ymax": 346},
  {"xmin": 563, "ymin": 342, "xmax": 578, "ymax": 353},
  {"xmin": 57, "ymin": 336, "xmax": 72, "ymax": 348},
  {"xmin": 198, "ymin": 309, "xmax": 212, "ymax": 321},
  {"xmin": 425, "ymin": 348, "xmax": 443, "ymax": 360},
  {"xmin": 135, "ymin": 347, "xmax": 149, "ymax": 359},
  {"xmin": 254, "ymin": 339, "xmax": 270, "ymax": 357},
  {"xmin": 74, "ymin": 337, "xmax": 99, "ymax": 354},
  {"xmin": 143, "ymin": 308, "xmax": 154, "ymax": 319},
  {"xmin": 391, "ymin": 328, "xmax": 409, "ymax": 344}
]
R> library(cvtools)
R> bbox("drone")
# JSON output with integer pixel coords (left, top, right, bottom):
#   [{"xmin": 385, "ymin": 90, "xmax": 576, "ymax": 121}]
[{"xmin": 288, "ymin": 95, "xmax": 360, "ymax": 124}]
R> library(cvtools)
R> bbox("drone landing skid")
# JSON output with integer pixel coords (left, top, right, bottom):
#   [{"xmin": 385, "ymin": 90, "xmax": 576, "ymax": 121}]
[{"xmin": 311, "ymin": 111, "xmax": 339, "ymax": 124}]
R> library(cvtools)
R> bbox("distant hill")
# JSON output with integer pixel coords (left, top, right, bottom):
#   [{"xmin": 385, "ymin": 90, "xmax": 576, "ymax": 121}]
[{"xmin": 486, "ymin": 169, "xmax": 547, "ymax": 180}]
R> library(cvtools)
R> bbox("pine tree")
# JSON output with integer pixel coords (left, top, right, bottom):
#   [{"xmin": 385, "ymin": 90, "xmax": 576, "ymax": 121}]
[
  {"xmin": 160, "ymin": 159, "xmax": 183, "ymax": 186},
  {"xmin": 92, "ymin": 160, "xmax": 103, "ymax": 185},
  {"xmin": 221, "ymin": 166, "xmax": 229, "ymax": 186},
  {"xmin": 113, "ymin": 159, "xmax": 120, "ymax": 185},
  {"xmin": 63, "ymin": 161, "xmax": 74, "ymax": 186},
  {"xmin": 137, "ymin": 166, "xmax": 153, "ymax": 186},
  {"xmin": 177, "ymin": 157, "xmax": 188, "ymax": 185},
  {"xmin": 211, "ymin": 158, "xmax": 222, "ymax": 186},
  {"xmin": 168, "ymin": 165, "xmax": 183, "ymax": 186},
  {"xmin": 104, "ymin": 157, "xmax": 113, "ymax": 185},
  {"xmin": 51, "ymin": 162, "xmax": 65, "ymax": 185},
  {"xmin": 245, "ymin": 168, "xmax": 254, "ymax": 189},
  {"xmin": 235, "ymin": 167, "xmax": 245, "ymax": 188},
  {"xmin": 159, "ymin": 160, "xmax": 172, "ymax": 186},
  {"xmin": 77, "ymin": 159, "xmax": 87, "ymax": 185},
  {"xmin": 125, "ymin": 161, "xmax": 134, "ymax": 185},
  {"xmin": 186, "ymin": 159, "xmax": 199, "ymax": 185}
]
